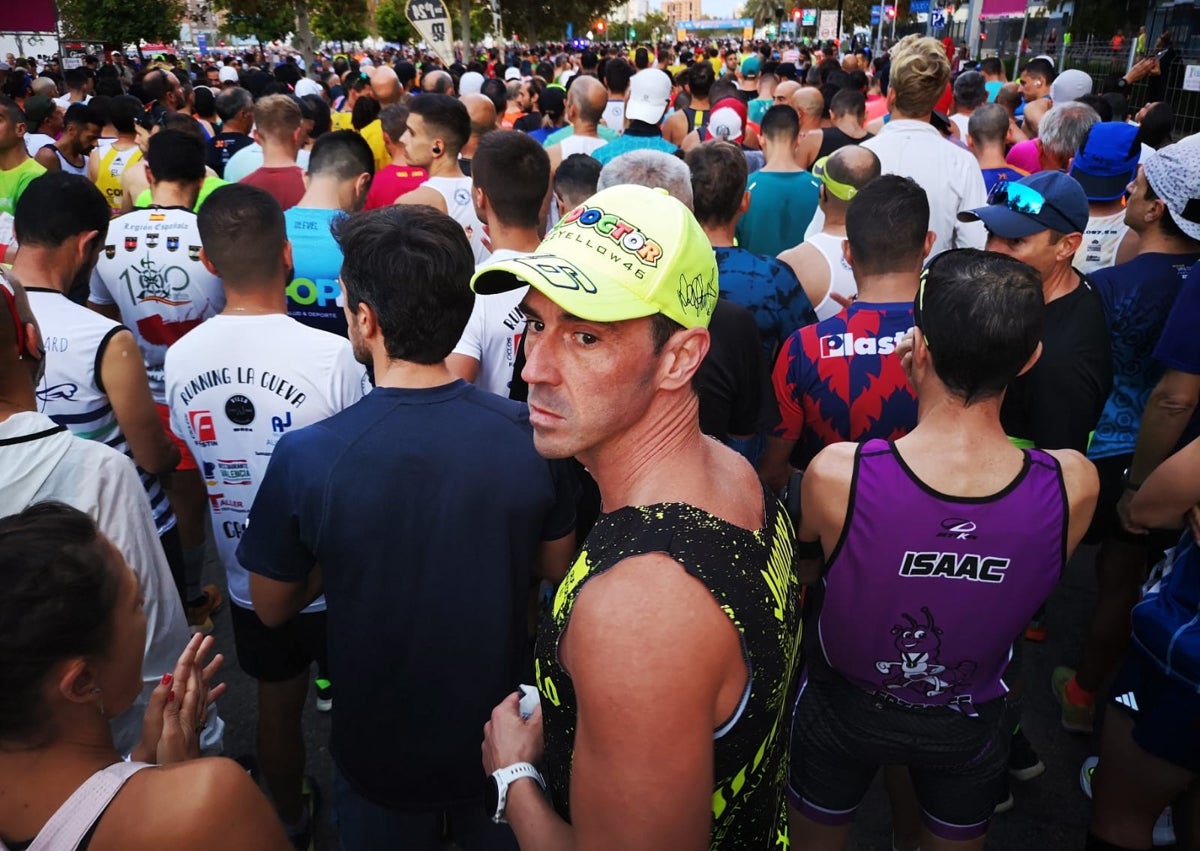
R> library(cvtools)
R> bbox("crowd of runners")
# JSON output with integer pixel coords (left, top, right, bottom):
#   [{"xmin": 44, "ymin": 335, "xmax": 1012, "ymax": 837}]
[{"xmin": 0, "ymin": 29, "xmax": 1197, "ymax": 851}]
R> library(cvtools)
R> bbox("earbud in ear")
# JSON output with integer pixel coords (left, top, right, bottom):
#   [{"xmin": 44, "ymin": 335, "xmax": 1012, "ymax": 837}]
[{"xmin": 432, "ymin": 145, "xmax": 442, "ymax": 155}]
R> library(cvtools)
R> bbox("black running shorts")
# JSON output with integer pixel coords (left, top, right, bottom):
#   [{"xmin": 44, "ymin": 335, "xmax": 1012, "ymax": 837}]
[
  {"xmin": 229, "ymin": 602, "xmax": 327, "ymax": 683},
  {"xmin": 788, "ymin": 667, "xmax": 1009, "ymax": 841}
]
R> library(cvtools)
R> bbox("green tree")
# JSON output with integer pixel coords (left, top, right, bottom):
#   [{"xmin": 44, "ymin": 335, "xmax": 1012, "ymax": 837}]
[
  {"xmin": 742, "ymin": 0, "xmax": 776, "ymax": 28},
  {"xmin": 628, "ymin": 11, "xmax": 670, "ymax": 42},
  {"xmin": 500, "ymin": 0, "xmax": 623, "ymax": 42},
  {"xmin": 214, "ymin": 0, "xmax": 296, "ymax": 42},
  {"xmin": 375, "ymin": 0, "xmax": 415, "ymax": 42},
  {"xmin": 312, "ymin": 0, "xmax": 370, "ymax": 41},
  {"xmin": 58, "ymin": 0, "xmax": 185, "ymax": 44}
]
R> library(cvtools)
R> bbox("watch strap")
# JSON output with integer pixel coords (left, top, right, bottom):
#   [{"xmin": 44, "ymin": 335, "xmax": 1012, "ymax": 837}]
[{"xmin": 491, "ymin": 762, "xmax": 545, "ymax": 824}]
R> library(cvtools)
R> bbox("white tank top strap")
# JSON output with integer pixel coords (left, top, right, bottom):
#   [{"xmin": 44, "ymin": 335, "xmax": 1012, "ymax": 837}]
[
  {"xmin": 4, "ymin": 761, "xmax": 151, "ymax": 851},
  {"xmin": 807, "ymin": 231, "xmax": 857, "ymax": 321}
]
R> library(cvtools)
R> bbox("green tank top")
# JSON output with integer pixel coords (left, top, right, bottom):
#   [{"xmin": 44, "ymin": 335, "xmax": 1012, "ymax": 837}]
[
  {"xmin": 134, "ymin": 174, "xmax": 226, "ymax": 211},
  {"xmin": 534, "ymin": 484, "xmax": 802, "ymax": 848}
]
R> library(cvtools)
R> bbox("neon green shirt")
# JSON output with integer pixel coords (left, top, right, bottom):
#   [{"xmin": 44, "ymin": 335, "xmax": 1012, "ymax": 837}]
[
  {"xmin": 134, "ymin": 175, "xmax": 227, "ymax": 211},
  {"xmin": 0, "ymin": 157, "xmax": 47, "ymax": 216}
]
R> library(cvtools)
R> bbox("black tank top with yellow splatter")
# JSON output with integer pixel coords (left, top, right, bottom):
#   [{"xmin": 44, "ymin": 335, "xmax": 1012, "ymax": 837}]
[{"xmin": 534, "ymin": 483, "xmax": 802, "ymax": 849}]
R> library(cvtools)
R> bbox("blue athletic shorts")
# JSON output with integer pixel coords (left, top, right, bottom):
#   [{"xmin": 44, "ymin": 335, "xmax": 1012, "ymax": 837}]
[{"xmin": 1109, "ymin": 647, "xmax": 1200, "ymax": 774}]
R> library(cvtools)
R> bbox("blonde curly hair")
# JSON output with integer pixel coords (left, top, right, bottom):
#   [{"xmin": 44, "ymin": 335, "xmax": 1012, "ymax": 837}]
[{"xmin": 889, "ymin": 35, "xmax": 951, "ymax": 118}]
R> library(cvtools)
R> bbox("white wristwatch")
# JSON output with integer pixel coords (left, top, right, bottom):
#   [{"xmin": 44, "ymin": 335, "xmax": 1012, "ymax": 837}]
[{"xmin": 486, "ymin": 762, "xmax": 546, "ymax": 824}]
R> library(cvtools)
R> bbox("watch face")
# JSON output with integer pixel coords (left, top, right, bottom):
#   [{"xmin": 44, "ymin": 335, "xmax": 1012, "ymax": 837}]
[{"xmin": 484, "ymin": 775, "xmax": 500, "ymax": 818}]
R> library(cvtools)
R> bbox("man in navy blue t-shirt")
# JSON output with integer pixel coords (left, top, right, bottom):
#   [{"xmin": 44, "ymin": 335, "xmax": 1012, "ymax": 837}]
[
  {"xmin": 1119, "ymin": 141, "xmax": 1200, "ymax": 536},
  {"xmin": 238, "ymin": 204, "xmax": 576, "ymax": 851},
  {"xmin": 1053, "ymin": 141, "xmax": 1200, "ymax": 735}
]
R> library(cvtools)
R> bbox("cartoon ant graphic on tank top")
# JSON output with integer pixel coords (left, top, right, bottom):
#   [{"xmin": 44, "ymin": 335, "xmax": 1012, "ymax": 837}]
[{"xmin": 875, "ymin": 607, "xmax": 978, "ymax": 709}]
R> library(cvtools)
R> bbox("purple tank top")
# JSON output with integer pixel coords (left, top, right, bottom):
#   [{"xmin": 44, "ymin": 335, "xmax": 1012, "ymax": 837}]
[{"xmin": 819, "ymin": 439, "xmax": 1068, "ymax": 715}]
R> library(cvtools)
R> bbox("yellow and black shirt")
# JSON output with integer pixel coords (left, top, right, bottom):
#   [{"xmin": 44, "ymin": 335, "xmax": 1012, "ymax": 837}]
[{"xmin": 534, "ymin": 483, "xmax": 802, "ymax": 849}]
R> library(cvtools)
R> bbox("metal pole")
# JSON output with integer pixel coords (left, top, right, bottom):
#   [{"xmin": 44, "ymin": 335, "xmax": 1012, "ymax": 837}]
[
  {"xmin": 1016, "ymin": 0, "xmax": 1030, "ymax": 61},
  {"xmin": 964, "ymin": 0, "xmax": 984, "ymax": 59}
]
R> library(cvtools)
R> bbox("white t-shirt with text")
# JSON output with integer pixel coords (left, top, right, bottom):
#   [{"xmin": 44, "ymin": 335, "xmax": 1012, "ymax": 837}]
[
  {"xmin": 165, "ymin": 313, "xmax": 369, "ymax": 610},
  {"xmin": 89, "ymin": 206, "xmax": 226, "ymax": 404}
]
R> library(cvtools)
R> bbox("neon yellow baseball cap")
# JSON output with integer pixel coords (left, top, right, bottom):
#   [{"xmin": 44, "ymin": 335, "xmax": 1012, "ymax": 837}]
[{"xmin": 471, "ymin": 185, "xmax": 719, "ymax": 329}]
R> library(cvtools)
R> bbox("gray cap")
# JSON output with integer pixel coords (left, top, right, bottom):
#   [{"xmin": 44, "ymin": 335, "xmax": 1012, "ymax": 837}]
[{"xmin": 1141, "ymin": 141, "xmax": 1200, "ymax": 242}]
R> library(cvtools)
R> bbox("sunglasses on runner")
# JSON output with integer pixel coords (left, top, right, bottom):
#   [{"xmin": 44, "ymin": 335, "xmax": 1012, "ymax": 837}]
[
  {"xmin": 986, "ymin": 178, "xmax": 1074, "ymax": 224},
  {"xmin": 913, "ymin": 251, "xmax": 953, "ymax": 352},
  {"xmin": 812, "ymin": 156, "xmax": 858, "ymax": 202}
]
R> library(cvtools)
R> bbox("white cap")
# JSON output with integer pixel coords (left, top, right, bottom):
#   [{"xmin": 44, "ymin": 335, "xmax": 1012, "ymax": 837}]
[
  {"xmin": 218, "ymin": 66, "xmax": 239, "ymax": 83},
  {"xmin": 294, "ymin": 77, "xmax": 323, "ymax": 98},
  {"xmin": 459, "ymin": 70, "xmax": 485, "ymax": 95},
  {"xmin": 504, "ymin": 67, "xmax": 521, "ymax": 81},
  {"xmin": 625, "ymin": 68, "xmax": 671, "ymax": 125},
  {"xmin": 707, "ymin": 102, "xmax": 744, "ymax": 143},
  {"xmin": 1050, "ymin": 68, "xmax": 1093, "ymax": 104}
]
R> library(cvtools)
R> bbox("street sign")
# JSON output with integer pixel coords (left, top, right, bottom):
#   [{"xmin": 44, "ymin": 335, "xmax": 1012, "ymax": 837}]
[
  {"xmin": 406, "ymin": 0, "xmax": 454, "ymax": 65},
  {"xmin": 871, "ymin": 4, "xmax": 881, "ymax": 24},
  {"xmin": 818, "ymin": 9, "xmax": 838, "ymax": 39},
  {"xmin": 198, "ymin": 33, "xmax": 208, "ymax": 55},
  {"xmin": 930, "ymin": 9, "xmax": 946, "ymax": 28},
  {"xmin": 910, "ymin": 0, "xmax": 930, "ymax": 12},
  {"xmin": 1184, "ymin": 64, "xmax": 1200, "ymax": 93}
]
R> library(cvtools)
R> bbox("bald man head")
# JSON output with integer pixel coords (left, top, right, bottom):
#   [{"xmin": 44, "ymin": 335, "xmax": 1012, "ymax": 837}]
[
  {"xmin": 421, "ymin": 69, "xmax": 454, "ymax": 94},
  {"xmin": 568, "ymin": 75, "xmax": 607, "ymax": 127},
  {"xmin": 820, "ymin": 143, "xmax": 882, "ymax": 211},
  {"xmin": 774, "ymin": 79, "xmax": 801, "ymax": 105},
  {"xmin": 461, "ymin": 92, "xmax": 497, "ymax": 140},
  {"xmin": 370, "ymin": 66, "xmax": 402, "ymax": 105},
  {"xmin": 791, "ymin": 87, "xmax": 824, "ymax": 124}
]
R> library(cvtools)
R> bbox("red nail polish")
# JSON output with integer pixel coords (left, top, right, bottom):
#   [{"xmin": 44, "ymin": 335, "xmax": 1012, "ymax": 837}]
[{"xmin": 162, "ymin": 673, "xmax": 173, "ymax": 686}]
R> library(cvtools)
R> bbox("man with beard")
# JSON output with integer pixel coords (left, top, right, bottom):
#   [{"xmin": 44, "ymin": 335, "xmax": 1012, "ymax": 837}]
[
  {"xmin": 12, "ymin": 172, "xmax": 188, "ymax": 621},
  {"xmin": 34, "ymin": 101, "xmax": 102, "ymax": 175}
]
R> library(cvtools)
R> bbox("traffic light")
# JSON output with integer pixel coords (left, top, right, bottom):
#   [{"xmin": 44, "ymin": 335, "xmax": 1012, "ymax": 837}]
[
  {"xmin": 885, "ymin": 5, "xmax": 896, "ymax": 18},
  {"xmin": 792, "ymin": 8, "xmax": 801, "ymax": 20},
  {"xmin": 596, "ymin": 20, "xmax": 605, "ymax": 31}
]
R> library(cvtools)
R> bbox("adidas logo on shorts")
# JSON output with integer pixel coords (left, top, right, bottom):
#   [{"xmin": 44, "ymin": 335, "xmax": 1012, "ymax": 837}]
[{"xmin": 1114, "ymin": 691, "xmax": 1139, "ymax": 712}]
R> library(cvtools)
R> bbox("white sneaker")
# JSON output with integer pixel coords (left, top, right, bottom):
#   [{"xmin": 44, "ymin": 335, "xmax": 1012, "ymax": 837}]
[{"xmin": 1079, "ymin": 756, "xmax": 1175, "ymax": 847}]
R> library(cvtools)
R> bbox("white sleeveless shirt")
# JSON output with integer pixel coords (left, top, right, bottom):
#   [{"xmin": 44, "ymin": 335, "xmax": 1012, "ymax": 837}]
[
  {"xmin": 25, "ymin": 289, "xmax": 174, "ymax": 536},
  {"xmin": 807, "ymin": 231, "xmax": 858, "ymax": 320},
  {"xmin": 423, "ymin": 175, "xmax": 491, "ymax": 265}
]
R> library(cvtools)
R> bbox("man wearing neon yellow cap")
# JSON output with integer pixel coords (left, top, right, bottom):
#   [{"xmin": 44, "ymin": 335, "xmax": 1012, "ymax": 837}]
[{"xmin": 479, "ymin": 184, "xmax": 802, "ymax": 848}]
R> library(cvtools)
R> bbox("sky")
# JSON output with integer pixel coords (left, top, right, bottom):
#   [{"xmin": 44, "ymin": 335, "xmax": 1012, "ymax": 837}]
[{"xmin": 650, "ymin": 0, "xmax": 744, "ymax": 19}]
